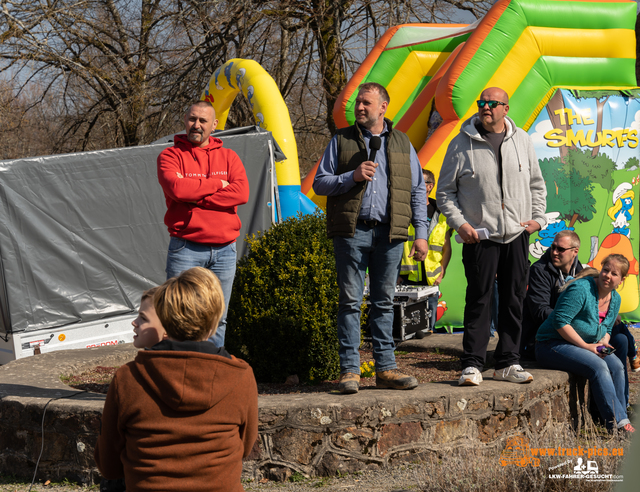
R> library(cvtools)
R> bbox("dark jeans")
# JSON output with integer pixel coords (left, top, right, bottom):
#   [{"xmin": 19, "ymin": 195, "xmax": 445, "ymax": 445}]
[
  {"xmin": 610, "ymin": 321, "xmax": 637, "ymax": 406},
  {"xmin": 461, "ymin": 233, "xmax": 529, "ymax": 370},
  {"xmin": 490, "ymin": 279, "xmax": 498, "ymax": 337}
]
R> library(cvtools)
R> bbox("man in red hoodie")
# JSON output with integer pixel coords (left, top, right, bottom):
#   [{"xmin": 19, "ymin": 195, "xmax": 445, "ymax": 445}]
[{"xmin": 157, "ymin": 101, "xmax": 249, "ymax": 348}]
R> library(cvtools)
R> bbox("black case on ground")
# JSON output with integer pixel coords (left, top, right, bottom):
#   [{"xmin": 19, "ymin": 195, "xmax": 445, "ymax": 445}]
[{"xmin": 363, "ymin": 297, "xmax": 433, "ymax": 342}]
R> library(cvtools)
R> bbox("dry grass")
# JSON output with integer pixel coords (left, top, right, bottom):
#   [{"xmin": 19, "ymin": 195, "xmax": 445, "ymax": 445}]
[{"xmin": 411, "ymin": 422, "xmax": 631, "ymax": 492}]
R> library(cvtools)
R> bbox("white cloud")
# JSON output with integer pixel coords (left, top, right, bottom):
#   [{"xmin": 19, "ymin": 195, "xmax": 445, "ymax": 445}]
[
  {"xmin": 529, "ymin": 119, "xmax": 554, "ymax": 146},
  {"xmin": 631, "ymin": 110, "xmax": 640, "ymax": 133}
]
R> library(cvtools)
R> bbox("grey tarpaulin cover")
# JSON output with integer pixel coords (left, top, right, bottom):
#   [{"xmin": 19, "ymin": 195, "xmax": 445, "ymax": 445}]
[{"xmin": 0, "ymin": 126, "xmax": 282, "ymax": 334}]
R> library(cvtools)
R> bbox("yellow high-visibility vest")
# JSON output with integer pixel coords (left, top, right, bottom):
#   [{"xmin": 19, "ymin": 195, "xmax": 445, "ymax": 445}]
[{"xmin": 400, "ymin": 212, "xmax": 449, "ymax": 285}]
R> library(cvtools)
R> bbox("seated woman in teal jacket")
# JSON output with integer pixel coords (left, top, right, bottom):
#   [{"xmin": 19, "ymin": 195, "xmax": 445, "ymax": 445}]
[{"xmin": 535, "ymin": 254, "xmax": 634, "ymax": 433}]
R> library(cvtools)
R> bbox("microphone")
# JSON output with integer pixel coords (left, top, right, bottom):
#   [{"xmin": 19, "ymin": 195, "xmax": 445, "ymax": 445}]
[{"xmin": 369, "ymin": 136, "xmax": 381, "ymax": 162}]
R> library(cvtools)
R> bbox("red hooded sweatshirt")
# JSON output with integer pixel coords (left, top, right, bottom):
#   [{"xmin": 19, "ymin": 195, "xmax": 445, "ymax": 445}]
[{"xmin": 157, "ymin": 134, "xmax": 249, "ymax": 245}]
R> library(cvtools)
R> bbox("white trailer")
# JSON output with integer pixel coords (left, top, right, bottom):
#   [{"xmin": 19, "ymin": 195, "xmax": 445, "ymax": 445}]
[{"xmin": 0, "ymin": 315, "xmax": 134, "ymax": 365}]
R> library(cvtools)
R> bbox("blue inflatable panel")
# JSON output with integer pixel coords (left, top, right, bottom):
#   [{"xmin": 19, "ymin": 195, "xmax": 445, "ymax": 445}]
[{"xmin": 277, "ymin": 185, "xmax": 319, "ymax": 220}]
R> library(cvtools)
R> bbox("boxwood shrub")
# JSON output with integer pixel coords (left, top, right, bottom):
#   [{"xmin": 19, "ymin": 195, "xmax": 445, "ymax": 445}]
[{"xmin": 226, "ymin": 211, "xmax": 340, "ymax": 383}]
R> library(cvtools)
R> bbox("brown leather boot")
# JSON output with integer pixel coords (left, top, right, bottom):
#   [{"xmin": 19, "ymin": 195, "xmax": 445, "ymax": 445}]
[
  {"xmin": 338, "ymin": 372, "xmax": 360, "ymax": 394},
  {"xmin": 376, "ymin": 369, "xmax": 418, "ymax": 390}
]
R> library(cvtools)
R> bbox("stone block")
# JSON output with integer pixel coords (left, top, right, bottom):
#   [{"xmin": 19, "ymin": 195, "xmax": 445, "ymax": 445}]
[
  {"xmin": 377, "ymin": 422, "xmax": 423, "ymax": 456},
  {"xmin": 526, "ymin": 400, "xmax": 549, "ymax": 433},
  {"xmin": 449, "ymin": 398, "xmax": 467, "ymax": 416},
  {"xmin": 332, "ymin": 427, "xmax": 375, "ymax": 455},
  {"xmin": 494, "ymin": 394, "xmax": 514, "ymax": 411},
  {"xmin": 340, "ymin": 406, "xmax": 365, "ymax": 422},
  {"xmin": 305, "ymin": 407, "xmax": 334, "ymax": 426},
  {"xmin": 39, "ymin": 432, "xmax": 73, "ymax": 462},
  {"xmin": 0, "ymin": 426, "xmax": 27, "ymax": 453},
  {"xmin": 397, "ymin": 404, "xmax": 420, "ymax": 418},
  {"xmin": 550, "ymin": 393, "xmax": 569, "ymax": 422},
  {"xmin": 478, "ymin": 415, "xmax": 519, "ymax": 443},
  {"xmin": 75, "ymin": 435, "xmax": 97, "ymax": 468},
  {"xmin": 354, "ymin": 406, "xmax": 384, "ymax": 426},
  {"xmin": 245, "ymin": 437, "xmax": 263, "ymax": 461},
  {"xmin": 87, "ymin": 414, "xmax": 102, "ymax": 433},
  {"xmin": 317, "ymin": 452, "xmax": 366, "ymax": 477},
  {"xmin": 425, "ymin": 400, "xmax": 446, "ymax": 418},
  {"xmin": 466, "ymin": 398, "xmax": 490, "ymax": 413},
  {"xmin": 267, "ymin": 466, "xmax": 292, "ymax": 482},
  {"xmin": 259, "ymin": 408, "xmax": 287, "ymax": 428},
  {"xmin": 528, "ymin": 389, "xmax": 544, "ymax": 401},
  {"xmin": 271, "ymin": 428, "xmax": 322, "ymax": 465},
  {"xmin": 53, "ymin": 411, "xmax": 88, "ymax": 434},
  {"xmin": 450, "ymin": 397, "xmax": 490, "ymax": 416},
  {"xmin": 0, "ymin": 342, "xmax": 578, "ymax": 486},
  {"xmin": 432, "ymin": 419, "xmax": 472, "ymax": 444}
]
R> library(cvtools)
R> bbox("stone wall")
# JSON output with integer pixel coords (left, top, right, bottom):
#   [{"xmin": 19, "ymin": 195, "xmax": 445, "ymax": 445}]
[
  {"xmin": 0, "ymin": 396, "xmax": 104, "ymax": 484},
  {"xmin": 0, "ymin": 344, "xmax": 576, "ymax": 485},
  {"xmin": 244, "ymin": 370, "xmax": 574, "ymax": 482}
]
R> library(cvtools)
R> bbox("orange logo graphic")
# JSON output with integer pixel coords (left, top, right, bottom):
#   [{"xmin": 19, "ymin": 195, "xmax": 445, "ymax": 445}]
[{"xmin": 500, "ymin": 436, "xmax": 541, "ymax": 468}]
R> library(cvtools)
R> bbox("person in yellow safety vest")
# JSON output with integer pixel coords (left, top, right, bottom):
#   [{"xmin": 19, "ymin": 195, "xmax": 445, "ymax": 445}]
[{"xmin": 399, "ymin": 169, "xmax": 452, "ymax": 333}]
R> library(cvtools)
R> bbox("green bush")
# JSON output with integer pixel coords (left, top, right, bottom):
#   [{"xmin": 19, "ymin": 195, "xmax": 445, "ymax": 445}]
[{"xmin": 226, "ymin": 211, "xmax": 340, "ymax": 383}]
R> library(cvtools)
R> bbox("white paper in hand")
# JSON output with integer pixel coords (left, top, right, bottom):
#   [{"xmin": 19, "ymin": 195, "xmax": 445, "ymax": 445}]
[{"xmin": 454, "ymin": 228, "xmax": 490, "ymax": 243}]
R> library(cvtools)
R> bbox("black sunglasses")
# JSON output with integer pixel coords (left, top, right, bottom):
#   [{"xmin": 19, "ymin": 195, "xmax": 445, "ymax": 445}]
[
  {"xmin": 477, "ymin": 100, "xmax": 507, "ymax": 109},
  {"xmin": 550, "ymin": 244, "xmax": 576, "ymax": 253}
]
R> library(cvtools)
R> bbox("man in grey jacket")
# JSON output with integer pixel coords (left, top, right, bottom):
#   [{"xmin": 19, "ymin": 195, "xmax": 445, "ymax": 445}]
[{"xmin": 436, "ymin": 87, "xmax": 547, "ymax": 386}]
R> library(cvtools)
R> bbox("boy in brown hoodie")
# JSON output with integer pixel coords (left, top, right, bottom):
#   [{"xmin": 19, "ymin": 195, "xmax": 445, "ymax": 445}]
[{"xmin": 95, "ymin": 267, "xmax": 258, "ymax": 492}]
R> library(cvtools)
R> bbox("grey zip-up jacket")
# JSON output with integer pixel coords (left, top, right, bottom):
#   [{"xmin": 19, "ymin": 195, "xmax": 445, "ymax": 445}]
[{"xmin": 436, "ymin": 114, "xmax": 547, "ymax": 244}]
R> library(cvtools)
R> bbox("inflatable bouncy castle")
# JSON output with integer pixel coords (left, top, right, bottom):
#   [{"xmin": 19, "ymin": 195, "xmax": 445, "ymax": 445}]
[{"xmin": 205, "ymin": 0, "xmax": 640, "ymax": 327}]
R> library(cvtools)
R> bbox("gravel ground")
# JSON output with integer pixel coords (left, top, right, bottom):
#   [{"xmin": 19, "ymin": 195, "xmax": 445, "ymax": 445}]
[
  {"xmin": 0, "ymin": 466, "xmax": 424, "ymax": 492},
  {"xmin": 243, "ymin": 466, "xmax": 424, "ymax": 491}
]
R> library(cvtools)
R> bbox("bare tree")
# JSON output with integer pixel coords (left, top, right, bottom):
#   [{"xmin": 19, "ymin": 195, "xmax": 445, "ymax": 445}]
[
  {"xmin": 0, "ymin": 0, "xmax": 494, "ymax": 160},
  {"xmin": 0, "ymin": 80, "xmax": 61, "ymax": 159},
  {"xmin": 262, "ymin": 1, "xmax": 493, "ymax": 133},
  {"xmin": 0, "ymin": 0, "xmax": 265, "ymax": 153}
]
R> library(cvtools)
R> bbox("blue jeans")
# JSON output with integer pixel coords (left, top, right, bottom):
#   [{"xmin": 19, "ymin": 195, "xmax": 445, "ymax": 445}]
[
  {"xmin": 427, "ymin": 294, "xmax": 438, "ymax": 331},
  {"xmin": 536, "ymin": 339, "xmax": 629, "ymax": 429},
  {"xmin": 165, "ymin": 237, "xmax": 237, "ymax": 347},
  {"xmin": 333, "ymin": 223, "xmax": 404, "ymax": 374}
]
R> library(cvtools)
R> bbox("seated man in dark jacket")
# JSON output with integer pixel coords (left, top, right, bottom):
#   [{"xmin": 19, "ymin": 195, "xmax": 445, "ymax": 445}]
[{"xmin": 520, "ymin": 230, "xmax": 582, "ymax": 360}]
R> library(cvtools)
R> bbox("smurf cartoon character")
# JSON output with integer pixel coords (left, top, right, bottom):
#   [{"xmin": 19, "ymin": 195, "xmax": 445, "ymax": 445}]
[
  {"xmin": 213, "ymin": 66, "xmax": 224, "ymax": 91},
  {"xmin": 235, "ymin": 68, "xmax": 246, "ymax": 90},
  {"xmin": 608, "ymin": 182, "xmax": 634, "ymax": 237},
  {"xmin": 246, "ymin": 85, "xmax": 255, "ymax": 109},
  {"xmin": 529, "ymin": 212, "xmax": 574, "ymax": 259},
  {"xmin": 224, "ymin": 62, "xmax": 235, "ymax": 88}
]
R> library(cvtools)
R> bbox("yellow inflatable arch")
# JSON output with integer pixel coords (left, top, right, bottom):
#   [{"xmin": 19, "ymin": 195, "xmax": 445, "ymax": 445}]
[{"xmin": 200, "ymin": 59, "xmax": 316, "ymax": 218}]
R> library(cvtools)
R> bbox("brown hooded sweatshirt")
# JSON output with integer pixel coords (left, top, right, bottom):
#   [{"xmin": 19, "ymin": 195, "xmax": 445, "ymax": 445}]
[{"xmin": 95, "ymin": 341, "xmax": 258, "ymax": 492}]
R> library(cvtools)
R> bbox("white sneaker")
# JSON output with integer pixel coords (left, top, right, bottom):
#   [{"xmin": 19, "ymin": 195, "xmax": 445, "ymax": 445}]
[
  {"xmin": 493, "ymin": 364, "xmax": 533, "ymax": 383},
  {"xmin": 458, "ymin": 367, "xmax": 483, "ymax": 386}
]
